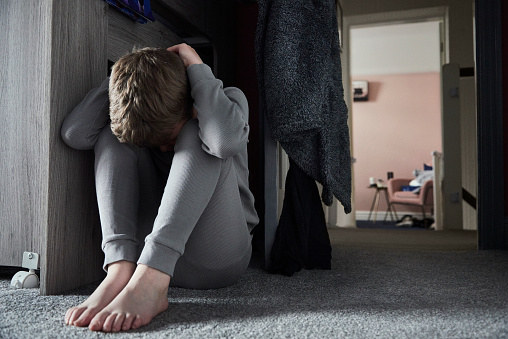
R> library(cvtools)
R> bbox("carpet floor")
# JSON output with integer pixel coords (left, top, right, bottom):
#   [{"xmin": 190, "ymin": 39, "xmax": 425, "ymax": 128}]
[
  {"xmin": 356, "ymin": 220, "xmax": 431, "ymax": 231},
  {"xmin": 1, "ymin": 228, "xmax": 507, "ymax": 338}
]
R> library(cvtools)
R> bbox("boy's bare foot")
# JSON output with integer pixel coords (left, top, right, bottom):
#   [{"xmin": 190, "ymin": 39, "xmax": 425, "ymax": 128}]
[
  {"xmin": 65, "ymin": 261, "xmax": 135, "ymax": 327},
  {"xmin": 88, "ymin": 264, "xmax": 170, "ymax": 332}
]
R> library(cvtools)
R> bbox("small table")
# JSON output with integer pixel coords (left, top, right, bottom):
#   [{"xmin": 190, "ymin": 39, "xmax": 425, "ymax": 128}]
[{"xmin": 367, "ymin": 185, "xmax": 397, "ymax": 223}]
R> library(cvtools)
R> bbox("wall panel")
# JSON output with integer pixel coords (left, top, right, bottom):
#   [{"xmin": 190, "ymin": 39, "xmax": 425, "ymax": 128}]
[{"xmin": 0, "ymin": 1, "xmax": 52, "ymax": 270}]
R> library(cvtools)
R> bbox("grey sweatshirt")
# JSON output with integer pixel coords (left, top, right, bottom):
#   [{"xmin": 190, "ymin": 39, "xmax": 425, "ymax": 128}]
[
  {"xmin": 61, "ymin": 63, "xmax": 259, "ymax": 245},
  {"xmin": 188, "ymin": 64, "xmax": 259, "ymax": 232}
]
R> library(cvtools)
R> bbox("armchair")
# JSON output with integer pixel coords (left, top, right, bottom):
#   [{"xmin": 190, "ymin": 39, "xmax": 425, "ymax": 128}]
[{"xmin": 387, "ymin": 178, "xmax": 434, "ymax": 222}]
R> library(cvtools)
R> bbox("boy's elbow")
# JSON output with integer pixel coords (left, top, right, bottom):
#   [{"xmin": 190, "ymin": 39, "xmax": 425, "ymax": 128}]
[
  {"xmin": 199, "ymin": 125, "xmax": 250, "ymax": 159},
  {"xmin": 202, "ymin": 142, "xmax": 245, "ymax": 159},
  {"xmin": 60, "ymin": 122, "xmax": 94, "ymax": 151}
]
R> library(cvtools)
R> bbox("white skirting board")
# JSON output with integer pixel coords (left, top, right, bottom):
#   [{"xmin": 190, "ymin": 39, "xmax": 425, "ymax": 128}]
[{"xmin": 355, "ymin": 210, "xmax": 425, "ymax": 222}]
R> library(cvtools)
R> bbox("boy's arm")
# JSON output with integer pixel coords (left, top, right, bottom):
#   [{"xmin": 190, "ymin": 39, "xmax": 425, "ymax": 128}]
[
  {"xmin": 188, "ymin": 63, "xmax": 250, "ymax": 159},
  {"xmin": 61, "ymin": 77, "xmax": 111, "ymax": 150},
  {"xmin": 168, "ymin": 43, "xmax": 249, "ymax": 159}
]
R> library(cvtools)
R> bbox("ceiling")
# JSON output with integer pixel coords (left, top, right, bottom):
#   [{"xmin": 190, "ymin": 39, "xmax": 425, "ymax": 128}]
[{"xmin": 350, "ymin": 21, "xmax": 442, "ymax": 75}]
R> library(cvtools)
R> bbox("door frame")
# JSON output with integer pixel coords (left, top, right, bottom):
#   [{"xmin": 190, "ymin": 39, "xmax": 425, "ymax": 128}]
[
  {"xmin": 475, "ymin": 0, "xmax": 506, "ymax": 249},
  {"xmin": 341, "ymin": 6, "xmax": 449, "ymax": 227}
]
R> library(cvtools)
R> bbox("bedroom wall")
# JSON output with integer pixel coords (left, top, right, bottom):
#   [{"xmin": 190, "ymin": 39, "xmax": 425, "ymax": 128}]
[{"xmin": 352, "ymin": 72, "xmax": 442, "ymax": 215}]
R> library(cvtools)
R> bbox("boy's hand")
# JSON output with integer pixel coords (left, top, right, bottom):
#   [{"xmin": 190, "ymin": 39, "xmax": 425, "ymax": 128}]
[{"xmin": 167, "ymin": 43, "xmax": 203, "ymax": 68}]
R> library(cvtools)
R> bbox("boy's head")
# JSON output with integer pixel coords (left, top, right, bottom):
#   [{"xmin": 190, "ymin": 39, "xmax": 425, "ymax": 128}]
[{"xmin": 109, "ymin": 47, "xmax": 191, "ymax": 148}]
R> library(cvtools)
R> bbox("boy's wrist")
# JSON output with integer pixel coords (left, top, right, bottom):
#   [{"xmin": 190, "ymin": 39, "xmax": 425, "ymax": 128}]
[
  {"xmin": 186, "ymin": 60, "xmax": 203, "ymax": 68},
  {"xmin": 187, "ymin": 64, "xmax": 216, "ymax": 88}
]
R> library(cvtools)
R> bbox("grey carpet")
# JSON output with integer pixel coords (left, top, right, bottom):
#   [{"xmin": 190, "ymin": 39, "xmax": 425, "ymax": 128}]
[
  {"xmin": 1, "ymin": 229, "xmax": 507, "ymax": 338},
  {"xmin": 356, "ymin": 220, "xmax": 430, "ymax": 231}
]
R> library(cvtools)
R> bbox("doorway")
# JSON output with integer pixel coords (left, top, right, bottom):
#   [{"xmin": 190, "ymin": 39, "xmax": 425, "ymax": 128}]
[
  {"xmin": 336, "ymin": 6, "xmax": 478, "ymax": 236},
  {"xmin": 349, "ymin": 20, "xmax": 443, "ymax": 227}
]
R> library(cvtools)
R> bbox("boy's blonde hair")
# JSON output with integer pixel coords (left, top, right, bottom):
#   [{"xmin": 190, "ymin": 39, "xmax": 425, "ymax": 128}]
[{"xmin": 109, "ymin": 47, "xmax": 191, "ymax": 147}]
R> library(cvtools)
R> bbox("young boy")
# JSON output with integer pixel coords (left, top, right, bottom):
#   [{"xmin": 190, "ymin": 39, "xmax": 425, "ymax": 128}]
[{"xmin": 61, "ymin": 44, "xmax": 258, "ymax": 332}]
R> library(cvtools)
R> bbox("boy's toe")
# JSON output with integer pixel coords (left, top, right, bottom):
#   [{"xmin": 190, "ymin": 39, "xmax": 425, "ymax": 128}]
[
  {"xmin": 122, "ymin": 313, "xmax": 136, "ymax": 331},
  {"xmin": 68, "ymin": 307, "xmax": 86, "ymax": 326},
  {"xmin": 74, "ymin": 307, "xmax": 98, "ymax": 327},
  {"xmin": 112, "ymin": 313, "xmax": 126, "ymax": 332},
  {"xmin": 102, "ymin": 313, "xmax": 117, "ymax": 332},
  {"xmin": 131, "ymin": 315, "xmax": 144, "ymax": 330},
  {"xmin": 64, "ymin": 307, "xmax": 75, "ymax": 324},
  {"xmin": 89, "ymin": 311, "xmax": 110, "ymax": 332}
]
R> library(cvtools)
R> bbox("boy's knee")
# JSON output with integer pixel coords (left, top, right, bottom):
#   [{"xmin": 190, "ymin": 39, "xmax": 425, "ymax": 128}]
[
  {"xmin": 95, "ymin": 126, "xmax": 115, "ymax": 153},
  {"xmin": 94, "ymin": 125, "xmax": 144, "ymax": 168},
  {"xmin": 95, "ymin": 125, "xmax": 128, "ymax": 152},
  {"xmin": 174, "ymin": 120, "xmax": 201, "ymax": 150}
]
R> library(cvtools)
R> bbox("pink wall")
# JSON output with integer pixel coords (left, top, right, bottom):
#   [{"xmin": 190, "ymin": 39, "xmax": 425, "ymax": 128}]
[{"xmin": 352, "ymin": 72, "xmax": 442, "ymax": 215}]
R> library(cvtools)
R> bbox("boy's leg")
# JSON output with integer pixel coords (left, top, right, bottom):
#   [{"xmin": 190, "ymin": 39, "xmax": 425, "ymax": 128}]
[
  {"xmin": 142, "ymin": 120, "xmax": 252, "ymax": 289},
  {"xmin": 170, "ymin": 155, "xmax": 252, "ymax": 289},
  {"xmin": 66, "ymin": 126, "xmax": 160, "ymax": 327},
  {"xmin": 88, "ymin": 120, "xmax": 252, "ymax": 332}
]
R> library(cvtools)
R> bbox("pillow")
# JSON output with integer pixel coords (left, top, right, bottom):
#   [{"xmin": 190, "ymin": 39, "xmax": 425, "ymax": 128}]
[{"xmin": 409, "ymin": 170, "xmax": 434, "ymax": 187}]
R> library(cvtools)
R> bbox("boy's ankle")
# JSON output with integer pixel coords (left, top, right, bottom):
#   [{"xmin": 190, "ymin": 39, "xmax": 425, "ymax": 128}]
[
  {"xmin": 106, "ymin": 260, "xmax": 136, "ymax": 279},
  {"xmin": 132, "ymin": 264, "xmax": 171, "ymax": 290}
]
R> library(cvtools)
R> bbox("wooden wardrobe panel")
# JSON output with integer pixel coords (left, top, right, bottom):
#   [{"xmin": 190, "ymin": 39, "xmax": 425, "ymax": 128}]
[
  {"xmin": 0, "ymin": 1, "xmax": 52, "ymax": 270},
  {"xmin": 108, "ymin": 8, "xmax": 182, "ymax": 62},
  {"xmin": 43, "ymin": 0, "xmax": 108, "ymax": 295}
]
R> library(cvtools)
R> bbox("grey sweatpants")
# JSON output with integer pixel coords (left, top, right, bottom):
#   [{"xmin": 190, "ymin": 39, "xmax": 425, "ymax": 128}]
[{"xmin": 94, "ymin": 120, "xmax": 252, "ymax": 289}]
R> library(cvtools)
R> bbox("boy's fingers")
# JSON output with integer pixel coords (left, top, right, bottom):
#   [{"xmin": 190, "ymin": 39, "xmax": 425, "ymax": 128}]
[
  {"xmin": 167, "ymin": 44, "xmax": 186, "ymax": 54},
  {"xmin": 167, "ymin": 45, "xmax": 179, "ymax": 53},
  {"xmin": 167, "ymin": 43, "xmax": 202, "ymax": 67},
  {"xmin": 167, "ymin": 43, "xmax": 190, "ymax": 51}
]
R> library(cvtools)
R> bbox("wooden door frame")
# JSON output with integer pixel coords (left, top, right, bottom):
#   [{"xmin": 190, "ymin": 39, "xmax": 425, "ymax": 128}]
[{"xmin": 475, "ymin": 0, "xmax": 507, "ymax": 249}]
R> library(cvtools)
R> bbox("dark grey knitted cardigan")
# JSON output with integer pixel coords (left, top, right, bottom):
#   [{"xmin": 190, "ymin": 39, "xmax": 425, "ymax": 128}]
[{"xmin": 255, "ymin": 0, "xmax": 352, "ymax": 213}]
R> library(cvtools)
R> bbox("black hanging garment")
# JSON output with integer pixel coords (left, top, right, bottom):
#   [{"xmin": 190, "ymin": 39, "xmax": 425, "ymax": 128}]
[
  {"xmin": 255, "ymin": 0, "xmax": 352, "ymax": 275},
  {"xmin": 269, "ymin": 159, "xmax": 332, "ymax": 276}
]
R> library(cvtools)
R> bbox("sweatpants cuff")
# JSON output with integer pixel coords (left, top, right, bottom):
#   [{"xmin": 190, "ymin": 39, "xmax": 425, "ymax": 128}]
[
  {"xmin": 102, "ymin": 239, "xmax": 138, "ymax": 272},
  {"xmin": 137, "ymin": 240, "xmax": 181, "ymax": 277}
]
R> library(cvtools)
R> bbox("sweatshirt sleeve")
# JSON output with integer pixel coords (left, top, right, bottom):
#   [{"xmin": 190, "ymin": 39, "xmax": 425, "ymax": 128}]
[
  {"xmin": 61, "ymin": 77, "xmax": 111, "ymax": 150},
  {"xmin": 187, "ymin": 64, "xmax": 250, "ymax": 159}
]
